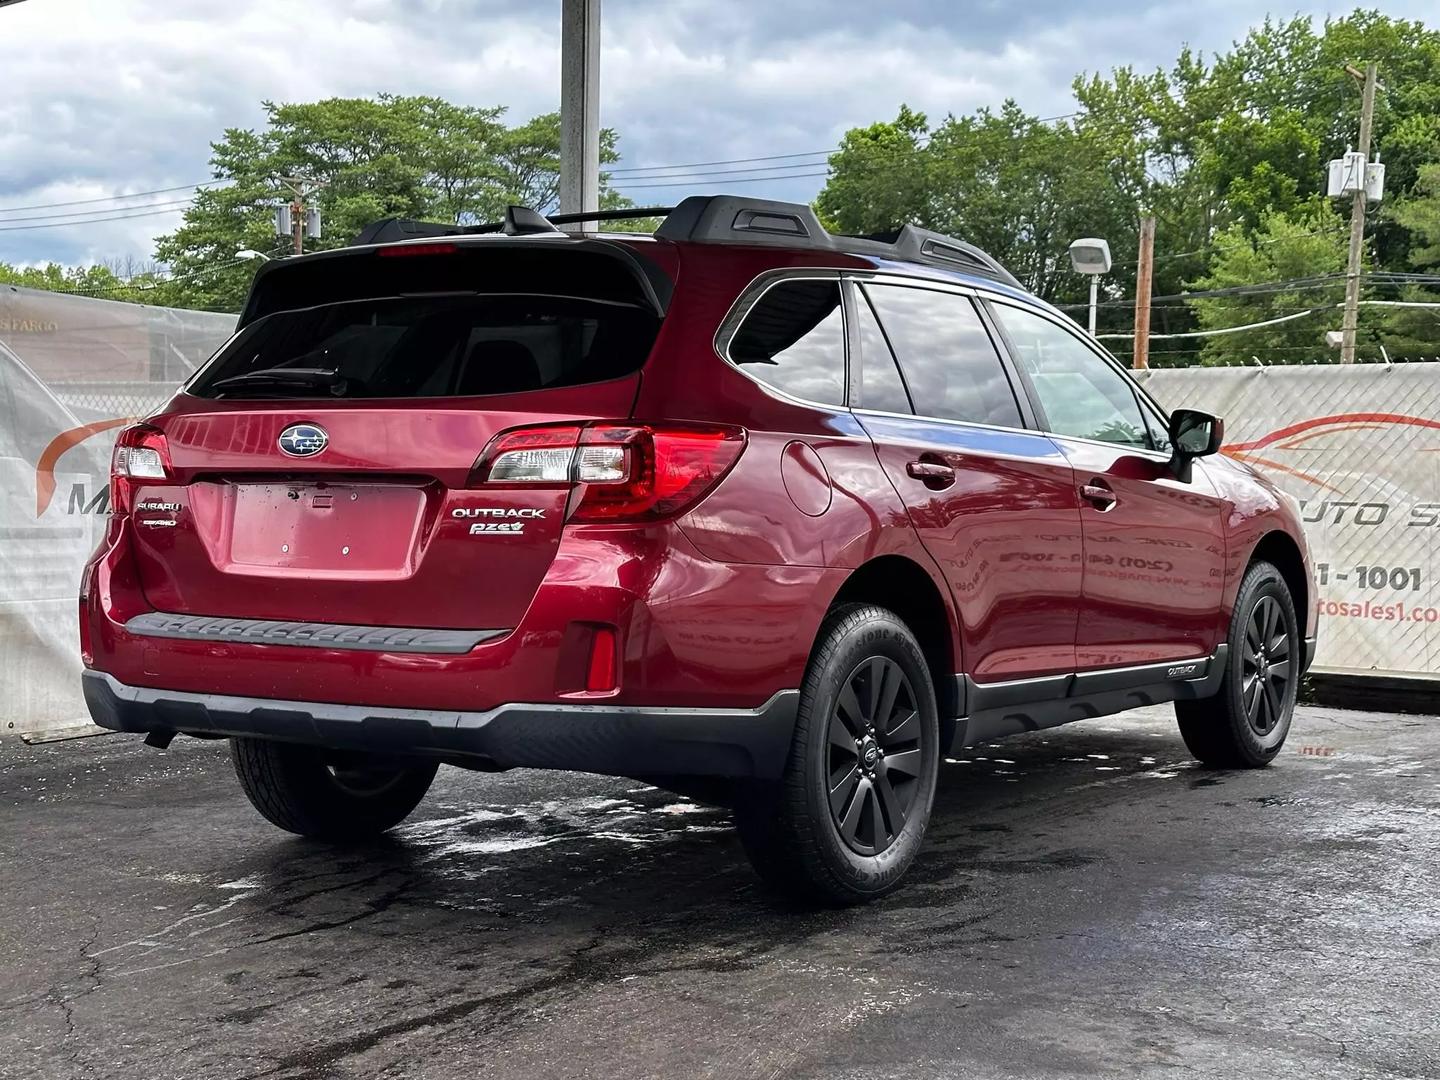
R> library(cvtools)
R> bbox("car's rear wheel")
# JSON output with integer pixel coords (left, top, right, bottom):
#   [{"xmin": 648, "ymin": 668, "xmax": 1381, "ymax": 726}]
[
  {"xmin": 1176, "ymin": 560, "xmax": 1299, "ymax": 767},
  {"xmin": 734, "ymin": 604, "xmax": 940, "ymax": 905},
  {"xmin": 231, "ymin": 738, "xmax": 438, "ymax": 839}
]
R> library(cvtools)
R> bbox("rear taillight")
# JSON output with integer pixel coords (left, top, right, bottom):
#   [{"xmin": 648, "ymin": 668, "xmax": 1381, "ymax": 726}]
[
  {"xmin": 471, "ymin": 422, "xmax": 745, "ymax": 524},
  {"xmin": 110, "ymin": 424, "xmax": 172, "ymax": 515}
]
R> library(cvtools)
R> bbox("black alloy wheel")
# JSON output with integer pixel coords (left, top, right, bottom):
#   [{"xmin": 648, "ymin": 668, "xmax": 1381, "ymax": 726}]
[
  {"xmin": 826, "ymin": 656, "xmax": 924, "ymax": 856},
  {"xmin": 1241, "ymin": 594, "xmax": 1293, "ymax": 737}
]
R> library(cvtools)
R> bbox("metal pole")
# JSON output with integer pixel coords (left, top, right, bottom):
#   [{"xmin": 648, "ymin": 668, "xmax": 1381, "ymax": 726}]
[
  {"xmin": 1340, "ymin": 62, "xmax": 1378, "ymax": 364},
  {"xmin": 1132, "ymin": 215, "xmax": 1155, "ymax": 369},
  {"xmin": 292, "ymin": 197, "xmax": 304, "ymax": 256},
  {"xmin": 1088, "ymin": 276, "xmax": 1098, "ymax": 336},
  {"xmin": 559, "ymin": 0, "xmax": 601, "ymax": 230}
]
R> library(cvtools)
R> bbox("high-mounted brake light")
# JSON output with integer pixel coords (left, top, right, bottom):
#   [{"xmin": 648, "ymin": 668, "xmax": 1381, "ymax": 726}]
[
  {"xmin": 469, "ymin": 422, "xmax": 745, "ymax": 524},
  {"xmin": 377, "ymin": 242, "xmax": 458, "ymax": 258},
  {"xmin": 110, "ymin": 424, "xmax": 172, "ymax": 515}
]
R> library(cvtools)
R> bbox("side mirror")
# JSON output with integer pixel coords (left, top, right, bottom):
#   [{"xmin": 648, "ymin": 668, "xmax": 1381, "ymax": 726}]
[
  {"xmin": 1168, "ymin": 409, "xmax": 1223, "ymax": 476},
  {"xmin": 1170, "ymin": 409, "xmax": 1223, "ymax": 458}
]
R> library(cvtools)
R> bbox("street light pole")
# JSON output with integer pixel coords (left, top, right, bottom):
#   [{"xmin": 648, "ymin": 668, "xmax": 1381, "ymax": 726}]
[{"xmin": 1068, "ymin": 237, "xmax": 1112, "ymax": 340}]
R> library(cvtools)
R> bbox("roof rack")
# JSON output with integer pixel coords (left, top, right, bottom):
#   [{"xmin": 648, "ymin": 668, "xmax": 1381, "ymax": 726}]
[
  {"xmin": 656, "ymin": 196, "xmax": 1023, "ymax": 288},
  {"xmin": 351, "ymin": 195, "xmax": 1022, "ymax": 288}
]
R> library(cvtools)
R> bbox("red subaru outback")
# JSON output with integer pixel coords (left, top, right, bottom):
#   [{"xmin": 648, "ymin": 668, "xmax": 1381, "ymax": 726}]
[{"xmin": 81, "ymin": 196, "xmax": 1317, "ymax": 904}]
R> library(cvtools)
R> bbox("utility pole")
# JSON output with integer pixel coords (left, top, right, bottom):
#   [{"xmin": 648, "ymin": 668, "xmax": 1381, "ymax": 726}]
[
  {"xmin": 275, "ymin": 176, "xmax": 326, "ymax": 256},
  {"xmin": 559, "ymin": 0, "xmax": 601, "ymax": 231},
  {"xmin": 1132, "ymin": 214, "xmax": 1156, "ymax": 369},
  {"xmin": 1340, "ymin": 62, "xmax": 1378, "ymax": 364}
]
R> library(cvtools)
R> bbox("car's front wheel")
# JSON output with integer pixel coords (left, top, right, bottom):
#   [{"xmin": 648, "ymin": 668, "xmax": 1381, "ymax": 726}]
[
  {"xmin": 231, "ymin": 738, "xmax": 438, "ymax": 840},
  {"xmin": 734, "ymin": 604, "xmax": 940, "ymax": 905},
  {"xmin": 1176, "ymin": 559, "xmax": 1300, "ymax": 767}
]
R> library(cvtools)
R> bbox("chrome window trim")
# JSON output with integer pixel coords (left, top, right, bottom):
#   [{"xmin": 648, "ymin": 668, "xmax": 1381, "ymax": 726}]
[
  {"xmin": 712, "ymin": 268, "xmax": 851, "ymax": 412},
  {"xmin": 850, "ymin": 407, "xmax": 1069, "ymax": 466}
]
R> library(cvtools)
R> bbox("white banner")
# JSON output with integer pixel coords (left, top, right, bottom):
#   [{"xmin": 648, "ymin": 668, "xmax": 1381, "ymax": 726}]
[
  {"xmin": 1, "ymin": 286, "xmax": 234, "ymax": 739},
  {"xmin": 1139, "ymin": 364, "xmax": 1440, "ymax": 681}
]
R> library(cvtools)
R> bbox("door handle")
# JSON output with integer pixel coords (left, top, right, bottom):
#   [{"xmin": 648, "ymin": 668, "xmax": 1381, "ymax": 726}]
[
  {"xmin": 907, "ymin": 460, "xmax": 956, "ymax": 488},
  {"xmin": 1081, "ymin": 480, "xmax": 1117, "ymax": 510}
]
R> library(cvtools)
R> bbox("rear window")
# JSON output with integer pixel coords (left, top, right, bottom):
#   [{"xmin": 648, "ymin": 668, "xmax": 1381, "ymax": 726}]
[
  {"xmin": 188, "ymin": 295, "xmax": 659, "ymax": 399},
  {"xmin": 190, "ymin": 243, "xmax": 666, "ymax": 400}
]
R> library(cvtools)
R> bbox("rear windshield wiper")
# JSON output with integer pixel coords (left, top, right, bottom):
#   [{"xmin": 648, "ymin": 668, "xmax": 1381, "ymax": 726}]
[{"xmin": 210, "ymin": 367, "xmax": 348, "ymax": 395}]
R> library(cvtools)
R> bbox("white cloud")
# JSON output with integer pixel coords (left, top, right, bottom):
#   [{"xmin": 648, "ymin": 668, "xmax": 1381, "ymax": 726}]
[{"xmin": 0, "ymin": 0, "xmax": 1434, "ymax": 267}]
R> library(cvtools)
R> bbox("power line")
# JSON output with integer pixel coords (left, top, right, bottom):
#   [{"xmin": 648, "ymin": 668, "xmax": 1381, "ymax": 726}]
[
  {"xmin": 608, "ymin": 149, "xmax": 834, "ymax": 176},
  {"xmin": 618, "ymin": 170, "xmax": 832, "ymax": 190},
  {"xmin": 0, "ymin": 204, "xmax": 198, "ymax": 232},
  {"xmin": 0, "ymin": 181, "xmax": 219, "ymax": 215},
  {"xmin": 0, "ymin": 197, "xmax": 195, "ymax": 224}
]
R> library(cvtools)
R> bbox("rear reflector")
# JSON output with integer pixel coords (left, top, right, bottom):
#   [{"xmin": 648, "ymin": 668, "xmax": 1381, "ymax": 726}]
[{"xmin": 586, "ymin": 626, "xmax": 619, "ymax": 692}]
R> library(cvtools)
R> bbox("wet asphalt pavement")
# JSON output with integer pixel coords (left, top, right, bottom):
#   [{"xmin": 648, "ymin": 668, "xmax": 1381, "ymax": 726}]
[{"xmin": 2, "ymin": 702, "xmax": 1438, "ymax": 1080}]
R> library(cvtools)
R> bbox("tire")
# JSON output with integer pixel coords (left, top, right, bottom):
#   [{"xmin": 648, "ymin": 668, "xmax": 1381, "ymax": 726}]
[
  {"xmin": 734, "ymin": 603, "xmax": 941, "ymax": 905},
  {"xmin": 1176, "ymin": 560, "xmax": 1300, "ymax": 768},
  {"xmin": 230, "ymin": 738, "xmax": 438, "ymax": 840}
]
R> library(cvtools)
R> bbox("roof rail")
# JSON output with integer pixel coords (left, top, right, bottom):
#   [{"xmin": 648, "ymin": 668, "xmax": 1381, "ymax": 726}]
[
  {"xmin": 351, "ymin": 195, "xmax": 1021, "ymax": 288},
  {"xmin": 656, "ymin": 196, "xmax": 1023, "ymax": 288}
]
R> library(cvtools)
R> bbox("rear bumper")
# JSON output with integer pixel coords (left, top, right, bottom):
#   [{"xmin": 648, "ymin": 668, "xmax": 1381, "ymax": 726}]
[{"xmin": 82, "ymin": 670, "xmax": 798, "ymax": 780}]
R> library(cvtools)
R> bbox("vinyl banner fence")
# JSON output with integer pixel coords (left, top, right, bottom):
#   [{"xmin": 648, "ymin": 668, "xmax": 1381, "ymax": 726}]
[
  {"xmin": 1, "ymin": 285, "xmax": 234, "ymax": 739},
  {"xmin": 0, "ymin": 281, "xmax": 1436, "ymax": 737},
  {"xmin": 1139, "ymin": 364, "xmax": 1440, "ymax": 682}
]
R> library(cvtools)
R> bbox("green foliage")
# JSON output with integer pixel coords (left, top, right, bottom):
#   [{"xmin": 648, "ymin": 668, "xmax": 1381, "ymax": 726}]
[
  {"xmin": 1183, "ymin": 205, "xmax": 1350, "ymax": 365},
  {"xmin": 817, "ymin": 104, "xmax": 1133, "ymax": 302},
  {"xmin": 0, "ymin": 259, "xmax": 166, "ymax": 302},
  {"xmin": 151, "ymin": 95, "xmax": 631, "ymax": 312},
  {"xmin": 818, "ymin": 8, "xmax": 1440, "ymax": 363},
  {"xmin": 1390, "ymin": 163, "xmax": 1440, "ymax": 267}
]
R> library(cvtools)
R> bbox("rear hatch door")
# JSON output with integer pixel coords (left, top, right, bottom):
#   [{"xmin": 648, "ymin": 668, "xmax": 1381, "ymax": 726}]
[{"xmin": 129, "ymin": 239, "xmax": 668, "ymax": 632}]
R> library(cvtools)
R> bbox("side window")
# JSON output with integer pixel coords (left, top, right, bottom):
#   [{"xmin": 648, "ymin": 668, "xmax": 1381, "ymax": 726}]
[
  {"xmin": 993, "ymin": 304, "xmax": 1151, "ymax": 449},
  {"xmin": 728, "ymin": 279, "xmax": 846, "ymax": 406},
  {"xmin": 853, "ymin": 288, "xmax": 912, "ymax": 414},
  {"xmin": 863, "ymin": 284, "xmax": 1022, "ymax": 428}
]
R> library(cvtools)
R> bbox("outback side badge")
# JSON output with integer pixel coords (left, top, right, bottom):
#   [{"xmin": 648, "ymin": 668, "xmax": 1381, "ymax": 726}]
[{"xmin": 278, "ymin": 423, "xmax": 329, "ymax": 457}]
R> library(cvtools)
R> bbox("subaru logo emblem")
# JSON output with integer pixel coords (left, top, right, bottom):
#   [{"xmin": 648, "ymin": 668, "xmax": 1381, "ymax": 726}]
[{"xmin": 278, "ymin": 423, "xmax": 329, "ymax": 457}]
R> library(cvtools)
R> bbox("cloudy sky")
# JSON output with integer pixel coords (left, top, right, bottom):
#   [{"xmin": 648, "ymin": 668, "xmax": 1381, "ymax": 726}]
[{"xmin": 0, "ymin": 0, "xmax": 1430, "ymax": 269}]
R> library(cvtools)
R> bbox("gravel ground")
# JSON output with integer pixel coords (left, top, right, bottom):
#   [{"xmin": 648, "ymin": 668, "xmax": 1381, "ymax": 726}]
[{"xmin": 2, "ymin": 702, "xmax": 1437, "ymax": 1080}]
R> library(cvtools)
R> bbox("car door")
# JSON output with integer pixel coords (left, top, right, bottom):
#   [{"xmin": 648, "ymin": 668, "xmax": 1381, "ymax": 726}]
[
  {"xmin": 848, "ymin": 278, "xmax": 1084, "ymax": 684},
  {"xmin": 986, "ymin": 299, "xmax": 1226, "ymax": 671}
]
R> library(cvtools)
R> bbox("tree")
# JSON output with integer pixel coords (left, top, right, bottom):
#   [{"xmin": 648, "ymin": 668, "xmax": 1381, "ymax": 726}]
[
  {"xmin": 1183, "ymin": 205, "xmax": 1351, "ymax": 365},
  {"xmin": 816, "ymin": 9, "xmax": 1440, "ymax": 363},
  {"xmin": 0, "ymin": 260, "xmax": 164, "ymax": 301},
  {"xmin": 817, "ymin": 103, "xmax": 1133, "ymax": 302},
  {"xmin": 152, "ymin": 95, "xmax": 631, "ymax": 312}
]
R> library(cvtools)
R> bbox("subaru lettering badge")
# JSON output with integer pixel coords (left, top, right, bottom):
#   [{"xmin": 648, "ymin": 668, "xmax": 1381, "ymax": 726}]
[{"xmin": 278, "ymin": 423, "xmax": 329, "ymax": 457}]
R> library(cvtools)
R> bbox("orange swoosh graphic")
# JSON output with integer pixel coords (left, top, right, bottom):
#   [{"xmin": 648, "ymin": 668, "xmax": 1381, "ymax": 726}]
[
  {"xmin": 1228, "ymin": 412, "xmax": 1440, "ymax": 453},
  {"xmin": 34, "ymin": 418, "xmax": 129, "ymax": 517}
]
